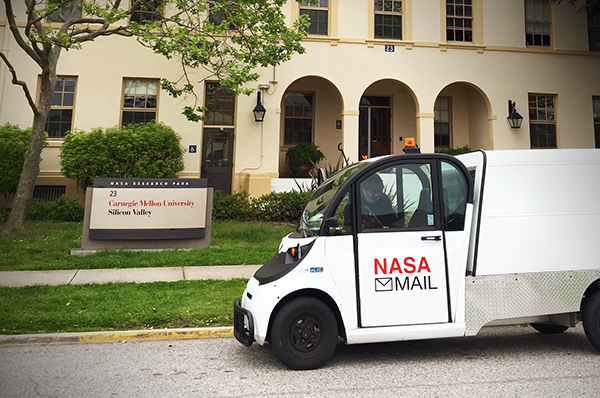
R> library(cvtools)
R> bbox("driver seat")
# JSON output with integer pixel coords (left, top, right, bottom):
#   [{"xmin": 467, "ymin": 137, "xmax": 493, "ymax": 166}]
[{"xmin": 408, "ymin": 188, "xmax": 432, "ymax": 228}]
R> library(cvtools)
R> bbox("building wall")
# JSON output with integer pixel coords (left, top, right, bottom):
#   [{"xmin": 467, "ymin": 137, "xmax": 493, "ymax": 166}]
[{"xmin": 1, "ymin": 0, "xmax": 599, "ymax": 199}]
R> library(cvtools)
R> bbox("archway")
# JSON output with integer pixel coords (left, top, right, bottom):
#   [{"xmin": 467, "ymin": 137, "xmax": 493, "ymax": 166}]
[
  {"xmin": 279, "ymin": 76, "xmax": 344, "ymax": 177},
  {"xmin": 359, "ymin": 79, "xmax": 418, "ymax": 158},
  {"xmin": 434, "ymin": 82, "xmax": 492, "ymax": 151}
]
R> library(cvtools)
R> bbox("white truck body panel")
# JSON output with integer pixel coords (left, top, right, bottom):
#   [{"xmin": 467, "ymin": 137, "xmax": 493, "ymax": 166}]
[{"xmin": 458, "ymin": 149, "xmax": 600, "ymax": 276}]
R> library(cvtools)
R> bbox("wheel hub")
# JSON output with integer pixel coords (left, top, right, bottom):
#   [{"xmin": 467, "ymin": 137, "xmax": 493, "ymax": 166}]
[{"xmin": 290, "ymin": 315, "xmax": 322, "ymax": 353}]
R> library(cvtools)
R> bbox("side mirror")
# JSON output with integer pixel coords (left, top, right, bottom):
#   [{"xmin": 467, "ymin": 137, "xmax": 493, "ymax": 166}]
[
  {"xmin": 322, "ymin": 217, "xmax": 339, "ymax": 236},
  {"xmin": 317, "ymin": 168, "xmax": 327, "ymax": 186}
]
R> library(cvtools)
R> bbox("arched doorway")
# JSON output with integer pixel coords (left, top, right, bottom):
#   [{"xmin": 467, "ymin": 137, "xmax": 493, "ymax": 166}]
[
  {"xmin": 434, "ymin": 82, "xmax": 492, "ymax": 151},
  {"xmin": 359, "ymin": 80, "xmax": 418, "ymax": 158},
  {"xmin": 279, "ymin": 76, "xmax": 344, "ymax": 176}
]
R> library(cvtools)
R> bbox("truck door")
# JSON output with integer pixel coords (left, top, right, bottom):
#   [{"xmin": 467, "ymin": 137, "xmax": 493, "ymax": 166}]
[{"xmin": 356, "ymin": 161, "xmax": 450, "ymax": 327}]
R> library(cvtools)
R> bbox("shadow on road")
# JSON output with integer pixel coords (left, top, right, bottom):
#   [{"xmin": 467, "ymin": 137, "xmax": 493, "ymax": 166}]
[{"xmin": 233, "ymin": 324, "xmax": 595, "ymax": 370}]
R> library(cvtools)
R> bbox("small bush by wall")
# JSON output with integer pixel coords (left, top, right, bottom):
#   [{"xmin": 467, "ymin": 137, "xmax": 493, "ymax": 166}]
[
  {"xmin": 0, "ymin": 123, "xmax": 47, "ymax": 205},
  {"xmin": 27, "ymin": 197, "xmax": 85, "ymax": 222},
  {"xmin": 0, "ymin": 204, "xmax": 9, "ymax": 223},
  {"xmin": 252, "ymin": 191, "xmax": 312, "ymax": 223},
  {"xmin": 212, "ymin": 191, "xmax": 253, "ymax": 221},
  {"xmin": 19, "ymin": 189, "xmax": 309, "ymax": 224},
  {"xmin": 213, "ymin": 190, "xmax": 312, "ymax": 224}
]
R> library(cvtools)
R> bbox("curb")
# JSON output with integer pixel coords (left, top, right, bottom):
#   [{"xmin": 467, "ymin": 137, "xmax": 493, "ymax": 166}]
[{"xmin": 0, "ymin": 326, "xmax": 234, "ymax": 345}]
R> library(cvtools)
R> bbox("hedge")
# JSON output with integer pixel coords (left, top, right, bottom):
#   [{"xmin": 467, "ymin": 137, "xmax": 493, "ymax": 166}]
[{"xmin": 19, "ymin": 189, "xmax": 311, "ymax": 224}]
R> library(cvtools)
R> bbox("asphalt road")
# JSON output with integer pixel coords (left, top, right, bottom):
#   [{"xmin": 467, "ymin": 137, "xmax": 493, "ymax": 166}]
[{"xmin": 1, "ymin": 324, "xmax": 599, "ymax": 398}]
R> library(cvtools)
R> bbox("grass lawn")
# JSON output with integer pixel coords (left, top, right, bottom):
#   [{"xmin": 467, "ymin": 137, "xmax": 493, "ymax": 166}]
[
  {"xmin": 0, "ymin": 279, "xmax": 247, "ymax": 335},
  {"xmin": 0, "ymin": 220, "xmax": 292, "ymax": 334},
  {"xmin": 0, "ymin": 220, "xmax": 295, "ymax": 271}
]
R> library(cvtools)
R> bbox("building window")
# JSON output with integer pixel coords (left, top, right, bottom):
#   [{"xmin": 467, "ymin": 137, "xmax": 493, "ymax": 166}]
[
  {"xmin": 525, "ymin": 0, "xmax": 551, "ymax": 47},
  {"xmin": 44, "ymin": 77, "xmax": 76, "ymax": 138},
  {"xmin": 446, "ymin": 0, "xmax": 473, "ymax": 42},
  {"xmin": 374, "ymin": 0, "xmax": 403, "ymax": 39},
  {"xmin": 434, "ymin": 97, "xmax": 452, "ymax": 149},
  {"xmin": 208, "ymin": 1, "xmax": 237, "ymax": 29},
  {"xmin": 284, "ymin": 93, "xmax": 313, "ymax": 145},
  {"xmin": 529, "ymin": 94, "xmax": 557, "ymax": 148},
  {"xmin": 48, "ymin": 2, "xmax": 82, "ymax": 22},
  {"xmin": 131, "ymin": 0, "xmax": 163, "ymax": 24},
  {"xmin": 588, "ymin": 11, "xmax": 600, "ymax": 51},
  {"xmin": 594, "ymin": 97, "xmax": 600, "ymax": 148},
  {"xmin": 121, "ymin": 78, "xmax": 158, "ymax": 126},
  {"xmin": 300, "ymin": 0, "xmax": 329, "ymax": 35},
  {"xmin": 204, "ymin": 82, "xmax": 235, "ymax": 126}
]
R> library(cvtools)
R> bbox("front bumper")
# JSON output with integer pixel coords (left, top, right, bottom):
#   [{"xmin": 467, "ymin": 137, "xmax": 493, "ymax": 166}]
[{"xmin": 233, "ymin": 298, "xmax": 254, "ymax": 347}]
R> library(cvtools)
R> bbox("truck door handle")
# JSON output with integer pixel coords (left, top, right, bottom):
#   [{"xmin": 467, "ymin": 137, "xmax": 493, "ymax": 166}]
[{"xmin": 421, "ymin": 235, "xmax": 441, "ymax": 241}]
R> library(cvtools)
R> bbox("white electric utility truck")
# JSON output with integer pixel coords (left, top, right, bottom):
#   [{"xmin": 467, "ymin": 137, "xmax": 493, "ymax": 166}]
[{"xmin": 234, "ymin": 147, "xmax": 600, "ymax": 370}]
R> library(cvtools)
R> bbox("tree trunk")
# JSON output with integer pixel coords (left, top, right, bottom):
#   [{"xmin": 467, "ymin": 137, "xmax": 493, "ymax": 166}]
[{"xmin": 3, "ymin": 70, "xmax": 57, "ymax": 231}]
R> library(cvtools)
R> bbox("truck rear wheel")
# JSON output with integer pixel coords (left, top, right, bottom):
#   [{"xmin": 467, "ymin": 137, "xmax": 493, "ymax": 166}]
[
  {"xmin": 271, "ymin": 297, "xmax": 338, "ymax": 370},
  {"xmin": 530, "ymin": 323, "xmax": 569, "ymax": 334},
  {"xmin": 582, "ymin": 291, "xmax": 600, "ymax": 352}
]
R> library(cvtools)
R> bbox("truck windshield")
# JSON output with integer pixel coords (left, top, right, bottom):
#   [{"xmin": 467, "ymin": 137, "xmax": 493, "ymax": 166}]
[{"xmin": 298, "ymin": 162, "xmax": 368, "ymax": 236}]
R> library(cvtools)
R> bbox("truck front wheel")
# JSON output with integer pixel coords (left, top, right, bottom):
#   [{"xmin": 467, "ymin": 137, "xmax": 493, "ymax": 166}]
[
  {"xmin": 582, "ymin": 291, "xmax": 600, "ymax": 352},
  {"xmin": 271, "ymin": 297, "xmax": 338, "ymax": 370}
]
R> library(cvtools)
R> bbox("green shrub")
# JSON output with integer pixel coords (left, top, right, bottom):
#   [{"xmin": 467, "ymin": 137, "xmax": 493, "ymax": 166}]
[
  {"xmin": 436, "ymin": 145, "xmax": 471, "ymax": 156},
  {"xmin": 0, "ymin": 203, "xmax": 9, "ymax": 223},
  {"xmin": 251, "ymin": 191, "xmax": 312, "ymax": 223},
  {"xmin": 212, "ymin": 190, "xmax": 253, "ymax": 221},
  {"xmin": 285, "ymin": 143, "xmax": 326, "ymax": 177},
  {"xmin": 212, "ymin": 190, "xmax": 311, "ymax": 223},
  {"xmin": 0, "ymin": 123, "xmax": 47, "ymax": 198},
  {"xmin": 27, "ymin": 197, "xmax": 85, "ymax": 222},
  {"xmin": 60, "ymin": 122, "xmax": 185, "ymax": 188}
]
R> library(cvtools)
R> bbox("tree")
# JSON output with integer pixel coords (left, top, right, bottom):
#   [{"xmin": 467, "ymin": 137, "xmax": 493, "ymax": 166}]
[
  {"xmin": 550, "ymin": 0, "xmax": 600, "ymax": 15},
  {"xmin": 1, "ymin": 0, "xmax": 308, "ymax": 231}
]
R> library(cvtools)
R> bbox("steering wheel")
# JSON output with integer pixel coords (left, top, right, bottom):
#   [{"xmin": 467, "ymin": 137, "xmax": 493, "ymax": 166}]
[{"xmin": 362, "ymin": 205, "xmax": 384, "ymax": 228}]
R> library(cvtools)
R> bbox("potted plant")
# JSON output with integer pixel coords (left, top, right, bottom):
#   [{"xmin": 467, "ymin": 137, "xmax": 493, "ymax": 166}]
[{"xmin": 285, "ymin": 143, "xmax": 326, "ymax": 177}]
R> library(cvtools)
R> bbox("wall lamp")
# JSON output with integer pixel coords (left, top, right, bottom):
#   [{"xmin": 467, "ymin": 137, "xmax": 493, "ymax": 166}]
[
  {"xmin": 253, "ymin": 91, "xmax": 266, "ymax": 122},
  {"xmin": 507, "ymin": 100, "xmax": 524, "ymax": 129}
]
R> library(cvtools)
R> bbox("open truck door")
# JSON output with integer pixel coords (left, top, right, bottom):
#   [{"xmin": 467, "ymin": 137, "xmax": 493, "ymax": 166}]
[{"xmin": 356, "ymin": 160, "xmax": 450, "ymax": 326}]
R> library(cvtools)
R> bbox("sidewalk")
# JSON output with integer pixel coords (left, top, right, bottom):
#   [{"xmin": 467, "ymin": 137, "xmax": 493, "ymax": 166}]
[
  {"xmin": 0, "ymin": 264, "xmax": 262, "ymax": 287},
  {"xmin": 0, "ymin": 264, "xmax": 262, "ymax": 345}
]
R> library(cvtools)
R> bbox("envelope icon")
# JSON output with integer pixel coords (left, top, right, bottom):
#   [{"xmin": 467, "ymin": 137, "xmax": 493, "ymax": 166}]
[{"xmin": 375, "ymin": 277, "xmax": 392, "ymax": 292}]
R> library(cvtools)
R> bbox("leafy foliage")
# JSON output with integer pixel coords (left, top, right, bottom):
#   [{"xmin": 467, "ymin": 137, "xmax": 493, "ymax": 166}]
[
  {"xmin": 0, "ymin": 123, "xmax": 46, "ymax": 196},
  {"xmin": 212, "ymin": 191, "xmax": 254, "ymax": 221},
  {"xmin": 285, "ymin": 143, "xmax": 326, "ymax": 177},
  {"xmin": 27, "ymin": 197, "xmax": 85, "ymax": 222},
  {"xmin": 132, "ymin": 0, "xmax": 310, "ymax": 120},
  {"xmin": 436, "ymin": 145, "xmax": 472, "ymax": 156},
  {"xmin": 550, "ymin": 0, "xmax": 600, "ymax": 14},
  {"xmin": 60, "ymin": 122, "xmax": 185, "ymax": 188},
  {"xmin": 213, "ymin": 189, "xmax": 312, "ymax": 223},
  {"xmin": 0, "ymin": 204, "xmax": 9, "ymax": 223}
]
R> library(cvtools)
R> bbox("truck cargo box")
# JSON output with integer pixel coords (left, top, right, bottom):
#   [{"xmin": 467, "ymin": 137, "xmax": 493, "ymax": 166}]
[{"xmin": 457, "ymin": 149, "xmax": 600, "ymax": 276}]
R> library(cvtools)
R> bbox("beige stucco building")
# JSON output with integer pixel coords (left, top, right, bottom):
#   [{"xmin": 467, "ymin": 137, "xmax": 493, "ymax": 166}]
[{"xmin": 2, "ymin": 0, "xmax": 600, "ymax": 200}]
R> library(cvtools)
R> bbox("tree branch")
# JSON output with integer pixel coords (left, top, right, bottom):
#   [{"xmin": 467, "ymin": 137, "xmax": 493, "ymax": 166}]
[
  {"xmin": 3, "ymin": 0, "xmax": 43, "ymax": 67},
  {"xmin": 0, "ymin": 51, "xmax": 39, "ymax": 115},
  {"xmin": 70, "ymin": 26, "xmax": 133, "ymax": 43}
]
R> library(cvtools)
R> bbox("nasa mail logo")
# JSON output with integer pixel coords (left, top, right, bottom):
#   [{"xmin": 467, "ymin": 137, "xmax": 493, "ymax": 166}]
[
  {"xmin": 375, "ymin": 277, "xmax": 393, "ymax": 292},
  {"xmin": 373, "ymin": 256, "xmax": 438, "ymax": 292}
]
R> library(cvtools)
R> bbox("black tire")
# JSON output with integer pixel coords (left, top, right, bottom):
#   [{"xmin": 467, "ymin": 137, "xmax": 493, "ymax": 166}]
[
  {"xmin": 530, "ymin": 323, "xmax": 569, "ymax": 334},
  {"xmin": 271, "ymin": 297, "xmax": 338, "ymax": 370},
  {"xmin": 582, "ymin": 291, "xmax": 600, "ymax": 352}
]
